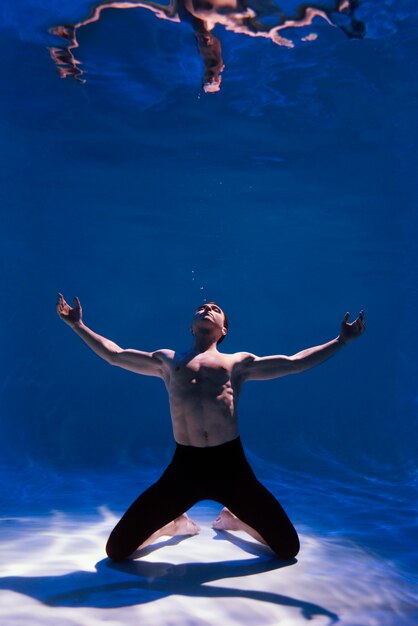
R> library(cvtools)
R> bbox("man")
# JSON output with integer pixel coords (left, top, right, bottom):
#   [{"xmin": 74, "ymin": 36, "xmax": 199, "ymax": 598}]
[{"xmin": 56, "ymin": 293, "xmax": 365, "ymax": 561}]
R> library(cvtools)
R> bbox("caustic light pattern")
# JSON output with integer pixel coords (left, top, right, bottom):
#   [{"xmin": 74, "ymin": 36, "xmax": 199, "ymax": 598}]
[{"xmin": 1, "ymin": 505, "xmax": 417, "ymax": 626}]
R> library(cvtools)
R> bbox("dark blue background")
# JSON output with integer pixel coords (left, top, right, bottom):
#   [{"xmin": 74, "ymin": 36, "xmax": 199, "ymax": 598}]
[{"xmin": 1, "ymin": 0, "xmax": 417, "ymax": 477}]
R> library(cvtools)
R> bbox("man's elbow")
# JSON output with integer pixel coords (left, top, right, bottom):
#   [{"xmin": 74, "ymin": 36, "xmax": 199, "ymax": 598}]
[
  {"xmin": 288, "ymin": 356, "xmax": 305, "ymax": 375},
  {"xmin": 106, "ymin": 349, "xmax": 122, "ymax": 366}
]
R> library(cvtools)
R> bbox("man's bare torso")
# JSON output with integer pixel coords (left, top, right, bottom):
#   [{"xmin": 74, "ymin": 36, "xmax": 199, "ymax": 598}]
[
  {"xmin": 56, "ymin": 291, "xmax": 365, "ymax": 451},
  {"xmin": 157, "ymin": 349, "xmax": 249, "ymax": 447}
]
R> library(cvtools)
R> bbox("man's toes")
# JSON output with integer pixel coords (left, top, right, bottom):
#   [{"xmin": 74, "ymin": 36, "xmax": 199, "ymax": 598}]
[
  {"xmin": 175, "ymin": 515, "xmax": 200, "ymax": 535},
  {"xmin": 212, "ymin": 515, "xmax": 223, "ymax": 530},
  {"xmin": 218, "ymin": 509, "xmax": 239, "ymax": 531},
  {"xmin": 187, "ymin": 518, "xmax": 200, "ymax": 534}
]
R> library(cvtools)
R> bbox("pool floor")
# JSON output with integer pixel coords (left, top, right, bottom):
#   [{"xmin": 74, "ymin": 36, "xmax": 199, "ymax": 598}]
[{"xmin": 1, "ymin": 469, "xmax": 416, "ymax": 626}]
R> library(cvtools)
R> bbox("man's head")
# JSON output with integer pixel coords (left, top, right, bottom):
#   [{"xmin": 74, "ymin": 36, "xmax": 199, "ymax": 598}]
[{"xmin": 191, "ymin": 302, "xmax": 228, "ymax": 345}]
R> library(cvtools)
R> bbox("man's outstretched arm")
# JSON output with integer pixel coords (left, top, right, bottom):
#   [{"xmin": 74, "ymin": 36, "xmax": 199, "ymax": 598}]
[
  {"xmin": 56, "ymin": 293, "xmax": 167, "ymax": 377},
  {"xmin": 238, "ymin": 310, "xmax": 365, "ymax": 381}
]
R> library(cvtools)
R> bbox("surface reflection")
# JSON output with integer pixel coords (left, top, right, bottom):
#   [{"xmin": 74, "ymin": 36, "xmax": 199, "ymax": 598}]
[{"xmin": 49, "ymin": 0, "xmax": 364, "ymax": 92}]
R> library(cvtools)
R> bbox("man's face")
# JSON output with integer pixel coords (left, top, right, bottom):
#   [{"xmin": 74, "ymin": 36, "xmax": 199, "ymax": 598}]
[{"xmin": 192, "ymin": 303, "xmax": 226, "ymax": 339}]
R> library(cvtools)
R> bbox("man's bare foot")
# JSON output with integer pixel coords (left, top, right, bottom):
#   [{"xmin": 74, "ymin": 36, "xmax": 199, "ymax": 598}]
[
  {"xmin": 137, "ymin": 513, "xmax": 200, "ymax": 550},
  {"xmin": 171, "ymin": 513, "xmax": 200, "ymax": 536},
  {"xmin": 212, "ymin": 507, "xmax": 239, "ymax": 531},
  {"xmin": 212, "ymin": 507, "xmax": 268, "ymax": 546}
]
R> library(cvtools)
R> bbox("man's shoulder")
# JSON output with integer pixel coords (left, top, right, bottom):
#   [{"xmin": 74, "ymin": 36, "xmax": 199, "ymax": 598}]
[
  {"xmin": 220, "ymin": 351, "xmax": 257, "ymax": 364},
  {"xmin": 152, "ymin": 349, "xmax": 175, "ymax": 361}
]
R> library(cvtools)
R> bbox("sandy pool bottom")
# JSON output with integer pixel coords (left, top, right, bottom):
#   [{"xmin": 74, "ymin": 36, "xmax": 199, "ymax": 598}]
[{"xmin": 0, "ymin": 502, "xmax": 416, "ymax": 626}]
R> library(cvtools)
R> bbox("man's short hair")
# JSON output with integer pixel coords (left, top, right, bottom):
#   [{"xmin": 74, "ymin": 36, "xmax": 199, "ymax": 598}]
[{"xmin": 198, "ymin": 301, "xmax": 228, "ymax": 344}]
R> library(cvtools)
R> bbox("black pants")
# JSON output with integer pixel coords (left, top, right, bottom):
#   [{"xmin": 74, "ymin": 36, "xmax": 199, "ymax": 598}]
[{"xmin": 106, "ymin": 437, "xmax": 299, "ymax": 561}]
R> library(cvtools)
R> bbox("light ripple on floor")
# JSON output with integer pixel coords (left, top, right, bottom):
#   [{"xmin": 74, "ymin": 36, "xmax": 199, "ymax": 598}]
[{"xmin": 1, "ymin": 505, "xmax": 417, "ymax": 626}]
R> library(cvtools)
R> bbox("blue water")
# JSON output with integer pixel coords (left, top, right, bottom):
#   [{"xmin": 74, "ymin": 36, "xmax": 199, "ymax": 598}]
[{"xmin": 1, "ymin": 1, "xmax": 417, "ymax": 624}]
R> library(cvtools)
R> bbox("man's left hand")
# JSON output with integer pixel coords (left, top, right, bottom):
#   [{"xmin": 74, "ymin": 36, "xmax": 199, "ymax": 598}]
[{"xmin": 339, "ymin": 310, "xmax": 366, "ymax": 344}]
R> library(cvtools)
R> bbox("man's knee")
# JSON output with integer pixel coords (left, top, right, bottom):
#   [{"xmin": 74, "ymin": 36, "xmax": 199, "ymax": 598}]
[
  {"xmin": 271, "ymin": 530, "xmax": 300, "ymax": 561},
  {"xmin": 105, "ymin": 535, "xmax": 131, "ymax": 562}
]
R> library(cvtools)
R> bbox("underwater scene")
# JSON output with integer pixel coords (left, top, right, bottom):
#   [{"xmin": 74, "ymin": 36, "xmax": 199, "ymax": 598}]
[{"xmin": 1, "ymin": 1, "xmax": 417, "ymax": 624}]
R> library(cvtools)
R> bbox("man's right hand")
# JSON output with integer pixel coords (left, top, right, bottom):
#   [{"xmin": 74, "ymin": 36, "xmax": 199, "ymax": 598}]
[{"xmin": 56, "ymin": 292, "xmax": 82, "ymax": 327}]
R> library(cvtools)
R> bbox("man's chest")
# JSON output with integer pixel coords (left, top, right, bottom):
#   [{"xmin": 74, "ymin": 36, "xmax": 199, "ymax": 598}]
[{"xmin": 171, "ymin": 354, "xmax": 233, "ymax": 387}]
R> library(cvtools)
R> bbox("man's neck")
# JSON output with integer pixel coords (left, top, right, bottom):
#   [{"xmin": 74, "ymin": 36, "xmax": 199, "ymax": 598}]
[{"xmin": 191, "ymin": 336, "xmax": 219, "ymax": 353}]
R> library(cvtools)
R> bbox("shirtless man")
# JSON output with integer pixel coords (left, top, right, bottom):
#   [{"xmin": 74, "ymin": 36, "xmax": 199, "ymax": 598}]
[{"xmin": 56, "ymin": 294, "xmax": 365, "ymax": 560}]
